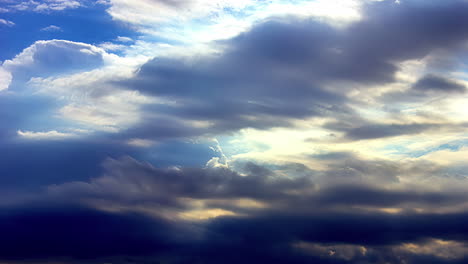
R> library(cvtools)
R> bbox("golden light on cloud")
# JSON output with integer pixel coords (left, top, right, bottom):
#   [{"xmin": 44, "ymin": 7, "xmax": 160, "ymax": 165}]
[{"xmin": 179, "ymin": 208, "xmax": 237, "ymax": 220}]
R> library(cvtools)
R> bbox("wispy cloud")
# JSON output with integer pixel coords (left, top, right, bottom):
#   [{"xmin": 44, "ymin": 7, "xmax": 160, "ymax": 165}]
[
  {"xmin": 40, "ymin": 25, "xmax": 62, "ymax": 32},
  {"xmin": 5, "ymin": 0, "xmax": 81, "ymax": 12},
  {"xmin": 17, "ymin": 130, "xmax": 78, "ymax": 140},
  {"xmin": 0, "ymin": 18, "xmax": 14, "ymax": 26}
]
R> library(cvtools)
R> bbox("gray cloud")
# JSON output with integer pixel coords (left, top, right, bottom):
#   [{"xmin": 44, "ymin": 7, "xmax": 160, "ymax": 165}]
[
  {"xmin": 44, "ymin": 155, "xmax": 468, "ymax": 215},
  {"xmin": 324, "ymin": 120, "xmax": 468, "ymax": 140},
  {"xmin": 47, "ymin": 156, "xmax": 314, "ymax": 207},
  {"xmin": 413, "ymin": 74, "xmax": 466, "ymax": 93},
  {"xmin": 113, "ymin": 0, "xmax": 468, "ymax": 140},
  {"xmin": 343, "ymin": 123, "xmax": 438, "ymax": 140},
  {"xmin": 5, "ymin": 1, "xmax": 468, "ymax": 263},
  {"xmin": 2, "ymin": 154, "xmax": 468, "ymax": 263}
]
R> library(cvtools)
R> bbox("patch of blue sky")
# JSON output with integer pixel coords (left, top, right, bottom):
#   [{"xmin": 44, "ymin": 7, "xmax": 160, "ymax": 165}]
[
  {"xmin": 0, "ymin": 4, "xmax": 139, "ymax": 61},
  {"xmin": 216, "ymin": 135, "xmax": 271, "ymax": 158},
  {"xmin": 144, "ymin": 140, "xmax": 222, "ymax": 168},
  {"xmin": 0, "ymin": 93, "xmax": 77, "ymax": 139},
  {"xmin": 380, "ymin": 138, "xmax": 468, "ymax": 158},
  {"xmin": 409, "ymin": 139, "xmax": 468, "ymax": 158}
]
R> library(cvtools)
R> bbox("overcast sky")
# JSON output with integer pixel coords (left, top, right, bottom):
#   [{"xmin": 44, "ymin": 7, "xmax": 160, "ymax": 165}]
[{"xmin": 2, "ymin": 0, "xmax": 468, "ymax": 263}]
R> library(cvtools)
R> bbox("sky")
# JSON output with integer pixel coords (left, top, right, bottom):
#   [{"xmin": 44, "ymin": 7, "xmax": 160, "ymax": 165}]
[{"xmin": 2, "ymin": 0, "xmax": 468, "ymax": 263}]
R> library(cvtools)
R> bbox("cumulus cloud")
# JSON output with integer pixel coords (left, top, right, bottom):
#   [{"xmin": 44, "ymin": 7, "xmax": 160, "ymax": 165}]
[
  {"xmin": 0, "ymin": 66, "xmax": 12, "ymax": 91},
  {"xmin": 3, "ymin": 39, "xmax": 108, "ymax": 87},
  {"xmin": 0, "ymin": 40, "xmax": 143, "ymax": 133}
]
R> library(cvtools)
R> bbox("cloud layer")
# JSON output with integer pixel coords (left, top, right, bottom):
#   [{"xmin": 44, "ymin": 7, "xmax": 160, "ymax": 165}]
[{"xmin": 2, "ymin": 0, "xmax": 468, "ymax": 263}]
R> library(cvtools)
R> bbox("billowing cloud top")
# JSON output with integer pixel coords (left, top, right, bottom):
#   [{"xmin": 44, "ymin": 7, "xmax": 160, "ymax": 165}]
[{"xmin": 2, "ymin": 0, "xmax": 468, "ymax": 263}]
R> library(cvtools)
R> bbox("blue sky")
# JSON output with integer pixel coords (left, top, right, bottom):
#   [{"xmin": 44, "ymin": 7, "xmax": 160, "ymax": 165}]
[{"xmin": 2, "ymin": 0, "xmax": 468, "ymax": 263}]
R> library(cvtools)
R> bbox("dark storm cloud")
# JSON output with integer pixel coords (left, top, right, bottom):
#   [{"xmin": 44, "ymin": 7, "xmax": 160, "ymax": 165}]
[
  {"xmin": 0, "ymin": 138, "xmax": 140, "ymax": 192},
  {"xmin": 0, "ymin": 205, "xmax": 187, "ymax": 261},
  {"xmin": 2, "ymin": 155, "xmax": 468, "ymax": 263},
  {"xmin": 191, "ymin": 211, "xmax": 468, "ymax": 264},
  {"xmin": 4, "ymin": 204, "xmax": 468, "ymax": 264},
  {"xmin": 314, "ymin": 185, "xmax": 466, "ymax": 208},
  {"xmin": 113, "ymin": 0, "xmax": 468, "ymax": 139},
  {"xmin": 47, "ymin": 156, "xmax": 468, "ymax": 214},
  {"xmin": 47, "ymin": 156, "xmax": 313, "ymax": 206},
  {"xmin": 206, "ymin": 211, "xmax": 468, "ymax": 247},
  {"xmin": 413, "ymin": 74, "xmax": 466, "ymax": 93}
]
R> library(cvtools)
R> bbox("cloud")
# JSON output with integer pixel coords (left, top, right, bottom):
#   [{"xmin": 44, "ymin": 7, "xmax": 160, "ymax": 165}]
[
  {"xmin": 105, "ymin": 0, "xmax": 253, "ymax": 26},
  {"xmin": 40, "ymin": 25, "xmax": 62, "ymax": 32},
  {"xmin": 3, "ymin": 1, "xmax": 468, "ymax": 263},
  {"xmin": 116, "ymin": 19, "xmax": 348, "ymax": 139},
  {"xmin": 5, "ymin": 0, "xmax": 81, "ymax": 12},
  {"xmin": 98, "ymin": 42, "xmax": 126, "ymax": 51},
  {"xmin": 0, "ymin": 205, "xmax": 185, "ymax": 260},
  {"xmin": 103, "ymin": 0, "xmax": 364, "ymax": 43},
  {"xmin": 339, "ymin": 123, "xmax": 438, "ymax": 140},
  {"xmin": 3, "ymin": 40, "xmax": 108, "ymax": 88},
  {"xmin": 107, "ymin": 1, "xmax": 468, "ymax": 142},
  {"xmin": 323, "ymin": 119, "xmax": 468, "ymax": 140},
  {"xmin": 45, "ymin": 155, "xmax": 468, "ymax": 218},
  {"xmin": 0, "ymin": 18, "xmax": 14, "ymax": 26},
  {"xmin": 0, "ymin": 67, "xmax": 12, "ymax": 91},
  {"xmin": 4, "ymin": 0, "xmax": 468, "ymax": 145},
  {"xmin": 17, "ymin": 130, "xmax": 78, "ymax": 140},
  {"xmin": 47, "ymin": 156, "xmax": 311, "ymax": 211},
  {"xmin": 413, "ymin": 74, "xmax": 466, "ymax": 93},
  {"xmin": 115, "ymin": 36, "xmax": 133, "ymax": 42},
  {"xmin": 1, "ymin": 154, "xmax": 468, "ymax": 263},
  {"xmin": 0, "ymin": 39, "xmax": 156, "ymax": 135}
]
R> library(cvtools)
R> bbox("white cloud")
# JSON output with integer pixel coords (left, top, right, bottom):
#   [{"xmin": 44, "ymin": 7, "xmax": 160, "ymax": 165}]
[
  {"xmin": 103, "ymin": 0, "xmax": 365, "ymax": 44},
  {"xmin": 116, "ymin": 36, "xmax": 133, "ymax": 42},
  {"xmin": 99, "ymin": 42, "xmax": 126, "ymax": 51},
  {"xmin": 8, "ymin": 0, "xmax": 81, "ymax": 12},
  {"xmin": 17, "ymin": 130, "xmax": 78, "ymax": 140},
  {"xmin": 2, "ymin": 39, "xmax": 115, "ymax": 91},
  {"xmin": 126, "ymin": 138, "xmax": 157, "ymax": 147},
  {"xmin": 0, "ymin": 67, "xmax": 12, "ymax": 91},
  {"xmin": 0, "ymin": 18, "xmax": 14, "ymax": 26},
  {"xmin": 40, "ymin": 25, "xmax": 62, "ymax": 32},
  {"xmin": 106, "ymin": 0, "xmax": 253, "ymax": 26},
  {"xmin": 0, "ymin": 38, "xmax": 164, "ymax": 134},
  {"xmin": 3, "ymin": 39, "xmax": 107, "ymax": 68},
  {"xmin": 96, "ymin": 0, "xmax": 110, "ymax": 5}
]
